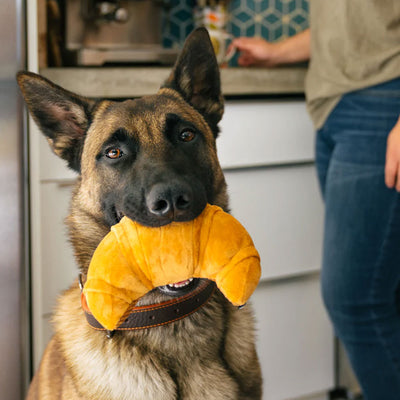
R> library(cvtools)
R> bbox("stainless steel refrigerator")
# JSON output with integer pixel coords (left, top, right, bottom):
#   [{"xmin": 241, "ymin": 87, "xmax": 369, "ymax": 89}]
[{"xmin": 0, "ymin": 0, "xmax": 30, "ymax": 398}]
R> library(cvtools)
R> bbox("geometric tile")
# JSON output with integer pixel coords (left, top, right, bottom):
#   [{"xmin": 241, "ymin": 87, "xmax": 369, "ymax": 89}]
[{"xmin": 162, "ymin": 0, "xmax": 309, "ymax": 51}]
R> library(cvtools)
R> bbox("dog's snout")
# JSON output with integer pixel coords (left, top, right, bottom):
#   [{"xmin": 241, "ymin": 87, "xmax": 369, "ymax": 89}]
[{"xmin": 146, "ymin": 182, "xmax": 193, "ymax": 219}]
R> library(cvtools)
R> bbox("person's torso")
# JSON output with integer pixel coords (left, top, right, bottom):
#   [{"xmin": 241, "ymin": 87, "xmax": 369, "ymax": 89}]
[{"xmin": 305, "ymin": 0, "xmax": 400, "ymax": 129}]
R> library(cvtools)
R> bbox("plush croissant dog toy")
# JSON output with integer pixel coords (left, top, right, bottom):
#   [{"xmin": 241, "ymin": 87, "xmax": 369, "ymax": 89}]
[{"xmin": 83, "ymin": 204, "xmax": 261, "ymax": 331}]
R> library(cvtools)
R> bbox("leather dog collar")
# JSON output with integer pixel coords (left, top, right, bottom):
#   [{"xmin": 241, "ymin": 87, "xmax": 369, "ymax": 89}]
[{"xmin": 80, "ymin": 277, "xmax": 216, "ymax": 337}]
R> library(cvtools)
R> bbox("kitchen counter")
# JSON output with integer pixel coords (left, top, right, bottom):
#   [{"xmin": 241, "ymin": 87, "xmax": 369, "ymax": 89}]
[{"xmin": 40, "ymin": 66, "xmax": 307, "ymax": 98}]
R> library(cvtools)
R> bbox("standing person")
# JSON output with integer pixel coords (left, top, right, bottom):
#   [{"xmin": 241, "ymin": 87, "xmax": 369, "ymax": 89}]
[{"xmin": 232, "ymin": 2, "xmax": 400, "ymax": 399}]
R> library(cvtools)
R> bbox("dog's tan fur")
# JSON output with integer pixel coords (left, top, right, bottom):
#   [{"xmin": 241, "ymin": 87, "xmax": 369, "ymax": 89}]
[{"xmin": 18, "ymin": 28, "xmax": 262, "ymax": 400}]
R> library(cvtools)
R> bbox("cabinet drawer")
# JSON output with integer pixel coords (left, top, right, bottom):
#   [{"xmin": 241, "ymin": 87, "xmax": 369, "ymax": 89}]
[
  {"xmin": 218, "ymin": 100, "xmax": 314, "ymax": 169},
  {"xmin": 224, "ymin": 164, "xmax": 324, "ymax": 280},
  {"xmin": 251, "ymin": 275, "xmax": 334, "ymax": 400}
]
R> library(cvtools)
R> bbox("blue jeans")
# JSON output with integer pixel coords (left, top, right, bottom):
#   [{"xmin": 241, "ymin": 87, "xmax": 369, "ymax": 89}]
[{"xmin": 316, "ymin": 78, "xmax": 400, "ymax": 400}]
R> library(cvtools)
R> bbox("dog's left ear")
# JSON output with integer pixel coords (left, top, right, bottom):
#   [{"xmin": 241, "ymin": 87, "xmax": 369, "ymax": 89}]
[{"xmin": 161, "ymin": 27, "xmax": 224, "ymax": 135}]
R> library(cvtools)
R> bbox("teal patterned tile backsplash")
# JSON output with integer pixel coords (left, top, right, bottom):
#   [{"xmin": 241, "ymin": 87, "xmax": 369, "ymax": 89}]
[{"xmin": 163, "ymin": 0, "xmax": 309, "ymax": 48}]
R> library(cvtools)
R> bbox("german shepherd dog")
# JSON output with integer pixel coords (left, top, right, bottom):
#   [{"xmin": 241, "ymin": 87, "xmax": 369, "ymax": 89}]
[{"xmin": 18, "ymin": 28, "xmax": 262, "ymax": 400}]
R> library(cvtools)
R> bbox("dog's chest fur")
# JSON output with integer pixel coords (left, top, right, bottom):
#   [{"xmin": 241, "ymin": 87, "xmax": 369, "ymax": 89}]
[{"xmin": 51, "ymin": 286, "xmax": 244, "ymax": 400}]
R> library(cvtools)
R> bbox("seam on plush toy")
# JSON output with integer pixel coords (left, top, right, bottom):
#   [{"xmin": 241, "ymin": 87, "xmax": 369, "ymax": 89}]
[
  {"xmin": 216, "ymin": 250, "xmax": 260, "ymax": 305},
  {"xmin": 197, "ymin": 206, "xmax": 218, "ymax": 275},
  {"xmin": 158, "ymin": 226, "xmax": 165, "ymax": 283},
  {"xmin": 133, "ymin": 222, "xmax": 154, "ymax": 283},
  {"xmin": 83, "ymin": 288, "xmax": 133, "ymax": 304},
  {"xmin": 112, "ymin": 222, "xmax": 153, "ymax": 289}
]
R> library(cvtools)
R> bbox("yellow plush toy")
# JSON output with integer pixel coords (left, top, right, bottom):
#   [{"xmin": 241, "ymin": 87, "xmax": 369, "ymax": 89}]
[{"xmin": 83, "ymin": 204, "xmax": 261, "ymax": 331}]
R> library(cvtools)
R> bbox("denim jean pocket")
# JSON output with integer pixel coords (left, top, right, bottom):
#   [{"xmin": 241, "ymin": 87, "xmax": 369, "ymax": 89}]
[{"xmin": 325, "ymin": 91, "xmax": 400, "ymax": 139}]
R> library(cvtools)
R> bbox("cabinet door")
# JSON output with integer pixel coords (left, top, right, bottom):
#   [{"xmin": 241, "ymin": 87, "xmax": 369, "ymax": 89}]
[
  {"xmin": 40, "ymin": 182, "xmax": 77, "ymax": 314},
  {"xmin": 36, "ymin": 182, "xmax": 77, "ymax": 359},
  {"xmin": 224, "ymin": 165, "xmax": 324, "ymax": 280},
  {"xmin": 252, "ymin": 275, "xmax": 334, "ymax": 400},
  {"xmin": 218, "ymin": 100, "xmax": 314, "ymax": 169}
]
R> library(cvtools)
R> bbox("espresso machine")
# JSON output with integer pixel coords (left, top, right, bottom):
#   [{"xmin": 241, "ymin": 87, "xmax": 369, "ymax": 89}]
[{"xmin": 65, "ymin": 0, "xmax": 178, "ymax": 65}]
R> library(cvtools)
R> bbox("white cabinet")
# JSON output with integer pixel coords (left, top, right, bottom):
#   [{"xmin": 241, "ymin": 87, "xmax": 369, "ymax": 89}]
[
  {"xmin": 40, "ymin": 182, "xmax": 76, "ymax": 315},
  {"xmin": 224, "ymin": 166, "xmax": 323, "ymax": 280},
  {"xmin": 39, "ymin": 182, "xmax": 77, "ymax": 346},
  {"xmin": 30, "ymin": 122, "xmax": 78, "ymax": 365},
  {"xmin": 252, "ymin": 276, "xmax": 333, "ymax": 400},
  {"xmin": 219, "ymin": 100, "xmax": 334, "ymax": 400}
]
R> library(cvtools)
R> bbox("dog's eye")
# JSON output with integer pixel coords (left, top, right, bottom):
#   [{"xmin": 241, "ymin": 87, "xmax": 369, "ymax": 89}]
[
  {"xmin": 179, "ymin": 130, "xmax": 196, "ymax": 143},
  {"xmin": 105, "ymin": 148, "xmax": 123, "ymax": 159}
]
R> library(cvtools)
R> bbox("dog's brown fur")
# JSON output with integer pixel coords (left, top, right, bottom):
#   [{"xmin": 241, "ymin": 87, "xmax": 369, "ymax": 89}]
[{"xmin": 18, "ymin": 28, "xmax": 262, "ymax": 400}]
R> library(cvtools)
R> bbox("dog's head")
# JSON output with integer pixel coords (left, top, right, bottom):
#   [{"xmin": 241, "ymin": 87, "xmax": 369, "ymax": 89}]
[{"xmin": 18, "ymin": 29, "xmax": 228, "ymax": 286}]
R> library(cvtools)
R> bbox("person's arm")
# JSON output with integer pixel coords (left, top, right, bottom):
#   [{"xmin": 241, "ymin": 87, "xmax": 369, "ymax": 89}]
[
  {"xmin": 232, "ymin": 28, "xmax": 310, "ymax": 67},
  {"xmin": 385, "ymin": 116, "xmax": 400, "ymax": 191}
]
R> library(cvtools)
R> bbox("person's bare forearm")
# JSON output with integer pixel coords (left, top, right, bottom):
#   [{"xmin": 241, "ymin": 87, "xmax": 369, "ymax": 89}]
[
  {"xmin": 232, "ymin": 28, "xmax": 310, "ymax": 67},
  {"xmin": 273, "ymin": 28, "xmax": 310, "ymax": 65}
]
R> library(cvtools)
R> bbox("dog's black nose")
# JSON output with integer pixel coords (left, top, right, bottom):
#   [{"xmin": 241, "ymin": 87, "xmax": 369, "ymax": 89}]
[{"xmin": 146, "ymin": 182, "xmax": 192, "ymax": 219}]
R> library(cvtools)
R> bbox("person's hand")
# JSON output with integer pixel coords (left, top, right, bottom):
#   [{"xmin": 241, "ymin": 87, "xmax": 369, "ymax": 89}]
[
  {"xmin": 385, "ymin": 116, "xmax": 400, "ymax": 191},
  {"xmin": 231, "ymin": 37, "xmax": 283, "ymax": 67}
]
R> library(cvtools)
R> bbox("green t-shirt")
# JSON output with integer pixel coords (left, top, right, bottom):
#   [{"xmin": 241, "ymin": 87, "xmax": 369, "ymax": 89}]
[{"xmin": 305, "ymin": 0, "xmax": 400, "ymax": 129}]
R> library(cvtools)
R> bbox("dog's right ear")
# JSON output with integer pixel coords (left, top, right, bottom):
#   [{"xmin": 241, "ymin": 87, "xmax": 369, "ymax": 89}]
[{"xmin": 17, "ymin": 71, "xmax": 95, "ymax": 172}]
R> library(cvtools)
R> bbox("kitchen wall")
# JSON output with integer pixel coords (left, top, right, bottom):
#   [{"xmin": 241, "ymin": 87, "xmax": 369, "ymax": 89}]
[{"xmin": 163, "ymin": 0, "xmax": 309, "ymax": 49}]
